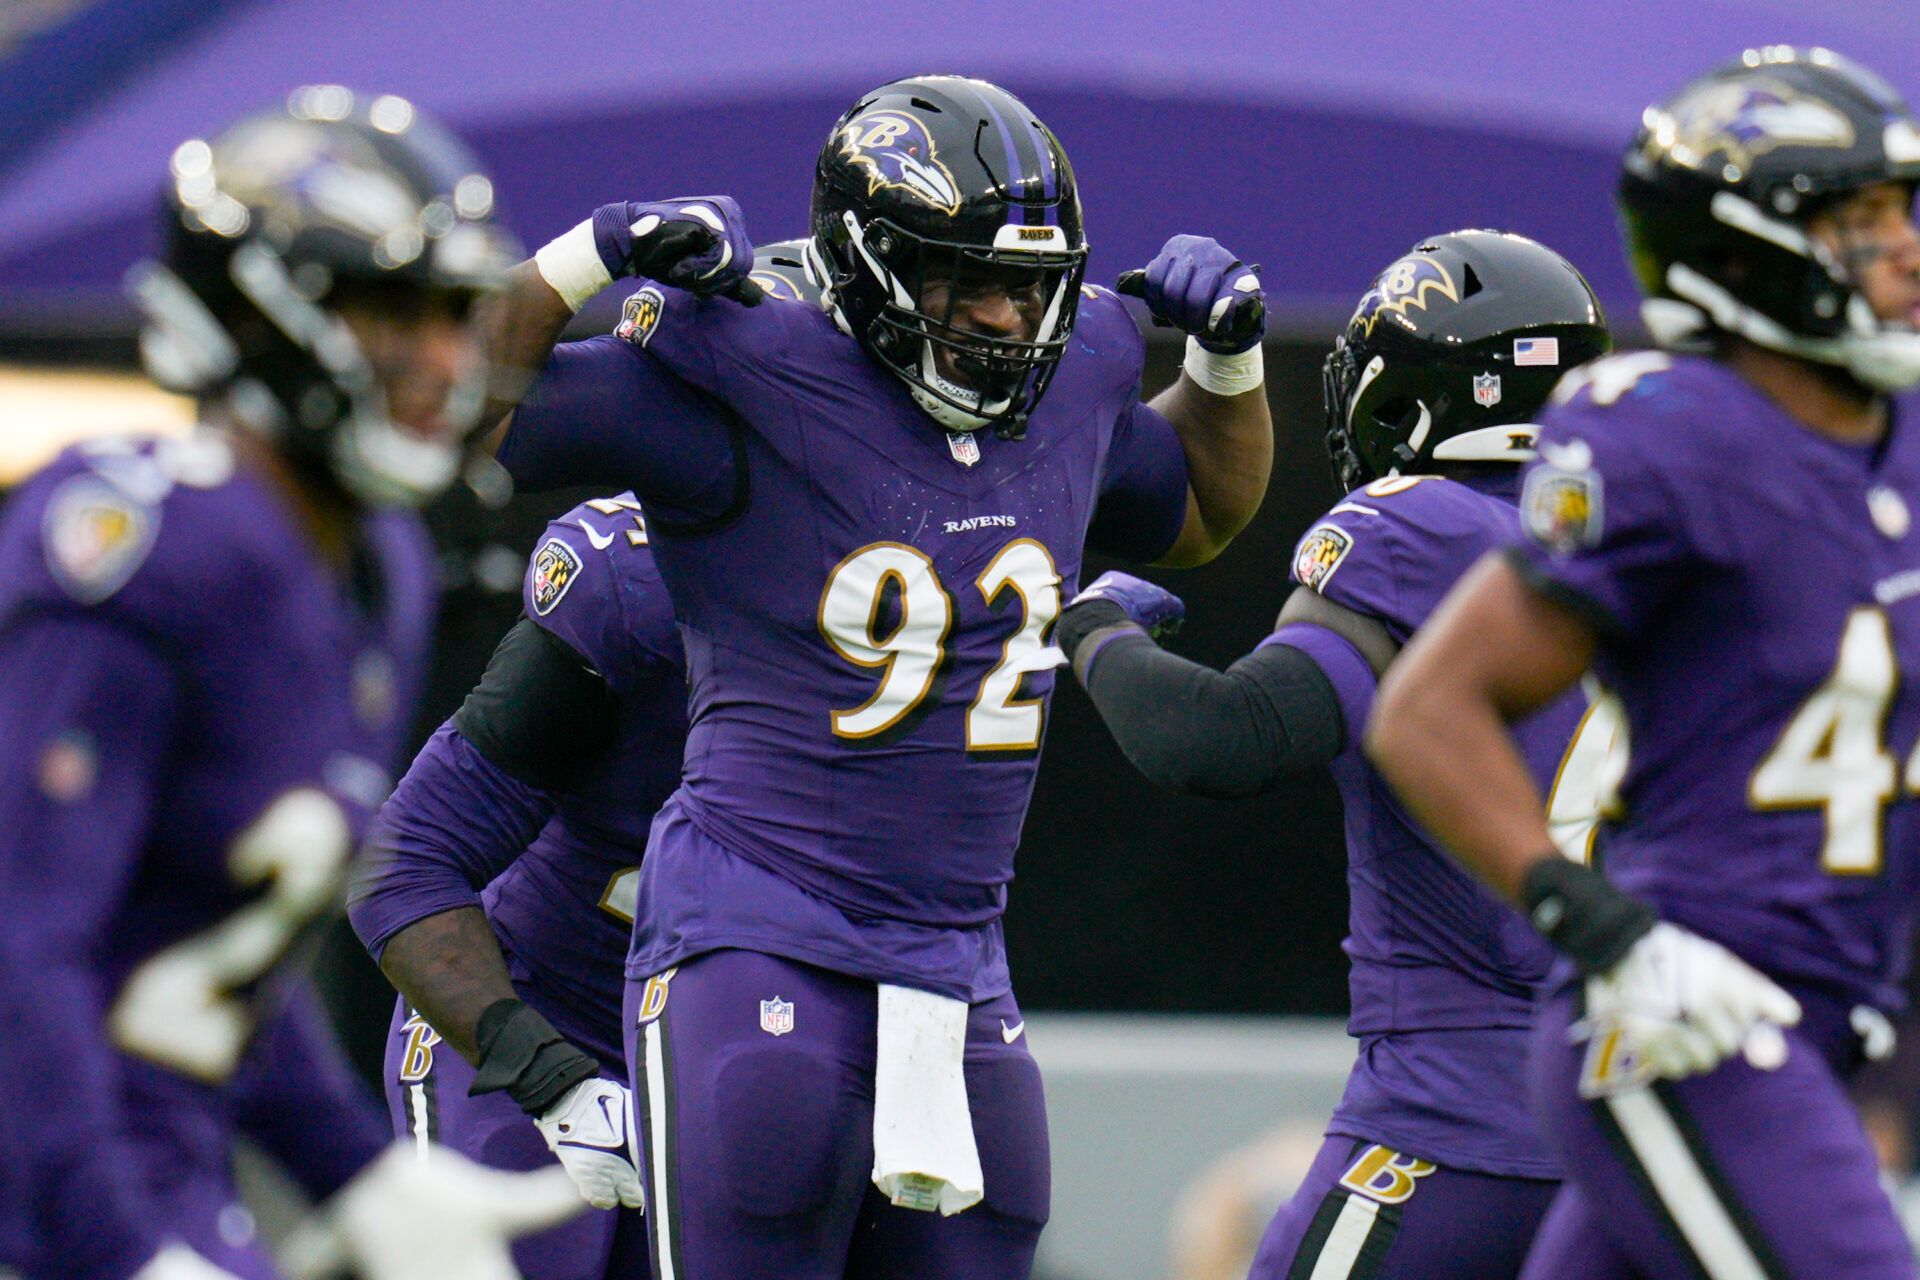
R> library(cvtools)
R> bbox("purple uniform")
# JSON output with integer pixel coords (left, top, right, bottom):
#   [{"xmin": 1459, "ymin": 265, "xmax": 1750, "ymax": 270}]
[
  {"xmin": 0, "ymin": 432, "xmax": 436, "ymax": 1279},
  {"xmin": 349, "ymin": 495, "xmax": 684, "ymax": 1280},
  {"xmin": 1250, "ymin": 472, "xmax": 1580, "ymax": 1279},
  {"xmin": 1509, "ymin": 353, "xmax": 1920, "ymax": 1279},
  {"xmin": 504, "ymin": 282, "xmax": 1189, "ymax": 1276}
]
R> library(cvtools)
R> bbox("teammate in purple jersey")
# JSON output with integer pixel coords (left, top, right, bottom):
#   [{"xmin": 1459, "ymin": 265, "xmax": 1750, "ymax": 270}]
[
  {"xmin": 1054, "ymin": 231, "xmax": 1611, "ymax": 1279},
  {"xmin": 475, "ymin": 75, "xmax": 1274, "ymax": 1278},
  {"xmin": 348, "ymin": 492, "xmax": 687, "ymax": 1280},
  {"xmin": 1370, "ymin": 50, "xmax": 1920, "ymax": 1279},
  {"xmin": 342, "ymin": 245, "xmax": 818, "ymax": 1280},
  {"xmin": 0, "ymin": 90, "xmax": 583, "ymax": 1280}
]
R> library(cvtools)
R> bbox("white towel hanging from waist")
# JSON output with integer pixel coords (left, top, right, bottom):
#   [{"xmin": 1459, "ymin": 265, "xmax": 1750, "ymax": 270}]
[{"xmin": 870, "ymin": 983, "xmax": 984, "ymax": 1215}]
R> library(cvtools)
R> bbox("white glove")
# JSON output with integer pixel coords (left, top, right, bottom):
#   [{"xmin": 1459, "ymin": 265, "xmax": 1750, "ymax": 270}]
[
  {"xmin": 1579, "ymin": 922, "xmax": 1802, "ymax": 1087},
  {"xmin": 130, "ymin": 1243, "xmax": 246, "ymax": 1280},
  {"xmin": 536, "ymin": 1076, "xmax": 647, "ymax": 1210},
  {"xmin": 278, "ymin": 1143, "xmax": 584, "ymax": 1280}
]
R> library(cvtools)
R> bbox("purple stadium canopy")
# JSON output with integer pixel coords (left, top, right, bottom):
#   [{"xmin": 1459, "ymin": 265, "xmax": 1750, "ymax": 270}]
[{"xmin": 1, "ymin": 0, "xmax": 1915, "ymax": 333}]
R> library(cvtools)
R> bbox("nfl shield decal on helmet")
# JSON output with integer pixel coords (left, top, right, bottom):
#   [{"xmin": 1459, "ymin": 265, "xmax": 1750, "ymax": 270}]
[
  {"xmin": 530, "ymin": 538, "xmax": 584, "ymax": 616},
  {"xmin": 614, "ymin": 286, "xmax": 665, "ymax": 347},
  {"xmin": 1522, "ymin": 444, "xmax": 1604, "ymax": 553},
  {"xmin": 759, "ymin": 997, "xmax": 795, "ymax": 1037},
  {"xmin": 1292, "ymin": 524, "xmax": 1355, "ymax": 592},
  {"xmin": 836, "ymin": 110, "xmax": 962, "ymax": 215},
  {"xmin": 1473, "ymin": 372, "xmax": 1502, "ymax": 407}
]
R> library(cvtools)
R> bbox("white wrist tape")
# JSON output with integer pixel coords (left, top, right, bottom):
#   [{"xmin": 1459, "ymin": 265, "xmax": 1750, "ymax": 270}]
[
  {"xmin": 533, "ymin": 219, "xmax": 614, "ymax": 313},
  {"xmin": 1182, "ymin": 336, "xmax": 1264, "ymax": 397}
]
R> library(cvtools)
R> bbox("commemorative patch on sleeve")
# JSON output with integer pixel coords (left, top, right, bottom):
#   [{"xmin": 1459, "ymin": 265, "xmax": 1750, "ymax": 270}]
[
  {"xmin": 614, "ymin": 285, "xmax": 666, "ymax": 347},
  {"xmin": 41, "ymin": 474, "xmax": 158, "ymax": 605},
  {"xmin": 1521, "ymin": 440, "xmax": 1604, "ymax": 553},
  {"xmin": 529, "ymin": 537, "xmax": 585, "ymax": 616},
  {"xmin": 1292, "ymin": 523, "xmax": 1355, "ymax": 592}
]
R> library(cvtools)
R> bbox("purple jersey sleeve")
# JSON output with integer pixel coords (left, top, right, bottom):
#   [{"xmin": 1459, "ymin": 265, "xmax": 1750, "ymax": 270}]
[
  {"xmin": 501, "ymin": 334, "xmax": 741, "ymax": 520},
  {"xmin": 523, "ymin": 497, "xmax": 680, "ymax": 698},
  {"xmin": 1509, "ymin": 354, "xmax": 1735, "ymax": 638},
  {"xmin": 346, "ymin": 725, "xmax": 554, "ymax": 959},
  {"xmin": 1260, "ymin": 621, "xmax": 1378, "ymax": 745},
  {"xmin": 0, "ymin": 615, "xmax": 180, "ymax": 1279},
  {"xmin": 230, "ymin": 980, "xmax": 387, "ymax": 1202},
  {"xmin": 1087, "ymin": 396, "xmax": 1190, "ymax": 563},
  {"xmin": 1288, "ymin": 475, "xmax": 1521, "ymax": 642}
]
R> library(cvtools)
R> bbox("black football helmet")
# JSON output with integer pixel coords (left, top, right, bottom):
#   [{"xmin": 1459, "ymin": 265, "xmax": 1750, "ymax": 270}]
[
  {"xmin": 1324, "ymin": 230, "xmax": 1610, "ymax": 492},
  {"xmin": 748, "ymin": 238, "xmax": 825, "ymax": 307},
  {"xmin": 129, "ymin": 85, "xmax": 518, "ymax": 507},
  {"xmin": 1621, "ymin": 47, "xmax": 1920, "ymax": 391},
  {"xmin": 809, "ymin": 75, "xmax": 1088, "ymax": 438}
]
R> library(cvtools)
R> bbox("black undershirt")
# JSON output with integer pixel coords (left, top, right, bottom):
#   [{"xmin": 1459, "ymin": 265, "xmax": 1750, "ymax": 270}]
[{"xmin": 1056, "ymin": 601, "xmax": 1350, "ymax": 799}]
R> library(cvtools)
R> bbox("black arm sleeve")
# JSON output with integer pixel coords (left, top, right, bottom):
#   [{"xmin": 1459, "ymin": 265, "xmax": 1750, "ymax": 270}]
[
  {"xmin": 451, "ymin": 618, "xmax": 622, "ymax": 792},
  {"xmin": 1081, "ymin": 633, "xmax": 1348, "ymax": 799}
]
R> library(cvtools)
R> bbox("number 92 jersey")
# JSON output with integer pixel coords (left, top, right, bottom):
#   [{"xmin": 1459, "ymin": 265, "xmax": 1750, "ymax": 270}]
[
  {"xmin": 1509, "ymin": 353, "xmax": 1920, "ymax": 1032},
  {"xmin": 521, "ymin": 282, "xmax": 1190, "ymax": 998}
]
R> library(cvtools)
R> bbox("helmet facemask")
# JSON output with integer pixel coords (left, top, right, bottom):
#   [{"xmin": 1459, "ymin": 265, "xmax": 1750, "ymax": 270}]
[{"xmin": 825, "ymin": 211, "xmax": 1085, "ymax": 437}]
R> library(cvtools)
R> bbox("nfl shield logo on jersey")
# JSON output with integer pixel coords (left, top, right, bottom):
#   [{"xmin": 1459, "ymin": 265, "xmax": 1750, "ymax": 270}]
[
  {"xmin": 947, "ymin": 431, "xmax": 981, "ymax": 467},
  {"xmin": 760, "ymin": 996, "xmax": 795, "ymax": 1036},
  {"xmin": 1473, "ymin": 372, "xmax": 1502, "ymax": 407}
]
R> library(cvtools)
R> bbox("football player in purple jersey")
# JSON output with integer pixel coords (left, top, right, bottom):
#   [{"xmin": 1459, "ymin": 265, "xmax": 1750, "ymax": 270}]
[
  {"xmin": 466, "ymin": 75, "xmax": 1272, "ymax": 1278},
  {"xmin": 0, "ymin": 89, "xmax": 583, "ymax": 1280},
  {"xmin": 1369, "ymin": 49, "xmax": 1920, "ymax": 1279},
  {"xmin": 1053, "ymin": 230, "xmax": 1611, "ymax": 1279}
]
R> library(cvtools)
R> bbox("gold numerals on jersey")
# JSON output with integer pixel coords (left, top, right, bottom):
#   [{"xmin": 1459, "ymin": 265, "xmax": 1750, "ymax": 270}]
[
  {"xmin": 1749, "ymin": 606, "xmax": 1915, "ymax": 875},
  {"xmin": 818, "ymin": 539, "xmax": 1061, "ymax": 751}
]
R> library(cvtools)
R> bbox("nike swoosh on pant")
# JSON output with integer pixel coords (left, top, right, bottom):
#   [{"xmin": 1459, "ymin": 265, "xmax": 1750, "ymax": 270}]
[{"xmin": 1000, "ymin": 1020, "xmax": 1025, "ymax": 1043}]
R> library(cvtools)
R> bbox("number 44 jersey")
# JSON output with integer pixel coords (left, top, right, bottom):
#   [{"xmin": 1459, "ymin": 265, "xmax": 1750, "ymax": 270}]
[
  {"xmin": 505, "ymin": 283, "xmax": 1191, "ymax": 1001},
  {"xmin": 1512, "ymin": 353, "xmax": 1920, "ymax": 1044}
]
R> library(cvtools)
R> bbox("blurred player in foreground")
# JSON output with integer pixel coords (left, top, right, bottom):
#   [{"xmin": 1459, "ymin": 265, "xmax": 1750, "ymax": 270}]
[
  {"xmin": 1368, "ymin": 48, "xmax": 1920, "ymax": 1279},
  {"xmin": 481, "ymin": 74, "xmax": 1271, "ymax": 1278},
  {"xmin": 1055, "ymin": 231, "xmax": 1610, "ymax": 1278},
  {"xmin": 0, "ymin": 88, "xmax": 581, "ymax": 1280},
  {"xmin": 344, "ymin": 243, "xmax": 822, "ymax": 1280}
]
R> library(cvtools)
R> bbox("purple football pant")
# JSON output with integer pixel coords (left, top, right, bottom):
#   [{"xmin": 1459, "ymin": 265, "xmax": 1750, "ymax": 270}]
[
  {"xmin": 1517, "ymin": 983, "xmax": 1915, "ymax": 1280},
  {"xmin": 623, "ymin": 949, "xmax": 1050, "ymax": 1279},
  {"xmin": 1249, "ymin": 1132, "xmax": 1555, "ymax": 1279},
  {"xmin": 382, "ymin": 998, "xmax": 651, "ymax": 1280}
]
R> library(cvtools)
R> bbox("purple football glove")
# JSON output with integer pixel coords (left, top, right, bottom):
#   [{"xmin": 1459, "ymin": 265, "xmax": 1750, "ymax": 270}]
[
  {"xmin": 589, "ymin": 198, "xmax": 761, "ymax": 304},
  {"xmin": 1116, "ymin": 235, "xmax": 1264, "ymax": 353},
  {"xmin": 1067, "ymin": 571, "xmax": 1185, "ymax": 638}
]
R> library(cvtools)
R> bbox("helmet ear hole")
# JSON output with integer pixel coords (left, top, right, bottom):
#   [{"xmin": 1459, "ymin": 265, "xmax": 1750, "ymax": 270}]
[
  {"xmin": 1372, "ymin": 396, "xmax": 1420, "ymax": 432},
  {"xmin": 1459, "ymin": 262, "xmax": 1484, "ymax": 298}
]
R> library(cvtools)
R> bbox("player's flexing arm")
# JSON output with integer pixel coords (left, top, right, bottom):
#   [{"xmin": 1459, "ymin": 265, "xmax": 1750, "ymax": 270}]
[
  {"xmin": 1056, "ymin": 573, "xmax": 1384, "ymax": 797},
  {"xmin": 1119, "ymin": 235, "xmax": 1274, "ymax": 565},
  {"xmin": 476, "ymin": 199, "xmax": 762, "ymax": 451}
]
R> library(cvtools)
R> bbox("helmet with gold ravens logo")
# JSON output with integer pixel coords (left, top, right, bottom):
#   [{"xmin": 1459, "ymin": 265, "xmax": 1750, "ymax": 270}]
[
  {"xmin": 1324, "ymin": 230, "xmax": 1610, "ymax": 492},
  {"xmin": 1622, "ymin": 47, "xmax": 1920, "ymax": 391},
  {"xmin": 809, "ymin": 76, "xmax": 1088, "ymax": 438},
  {"xmin": 129, "ymin": 85, "xmax": 518, "ymax": 508}
]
